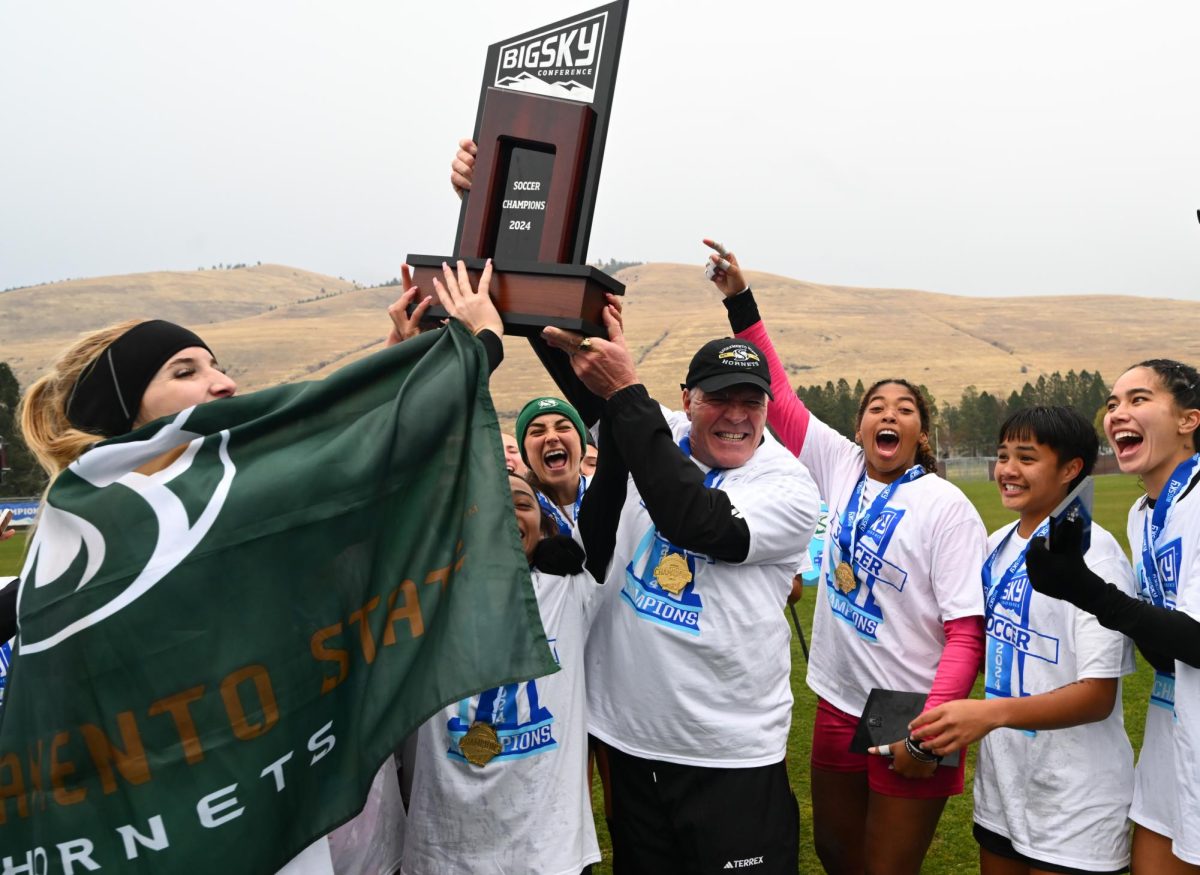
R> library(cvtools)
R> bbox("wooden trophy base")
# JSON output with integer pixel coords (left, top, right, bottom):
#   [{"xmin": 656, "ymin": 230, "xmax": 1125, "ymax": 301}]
[{"xmin": 405, "ymin": 256, "xmax": 625, "ymax": 338}]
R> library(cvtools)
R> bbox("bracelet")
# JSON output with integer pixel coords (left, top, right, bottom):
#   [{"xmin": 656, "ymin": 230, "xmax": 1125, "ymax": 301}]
[{"xmin": 904, "ymin": 735, "xmax": 942, "ymax": 765}]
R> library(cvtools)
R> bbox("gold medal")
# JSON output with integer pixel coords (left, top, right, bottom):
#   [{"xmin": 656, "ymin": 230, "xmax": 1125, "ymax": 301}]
[
  {"xmin": 459, "ymin": 722, "xmax": 502, "ymax": 767},
  {"xmin": 835, "ymin": 561, "xmax": 858, "ymax": 594},
  {"xmin": 654, "ymin": 552, "xmax": 693, "ymax": 596}
]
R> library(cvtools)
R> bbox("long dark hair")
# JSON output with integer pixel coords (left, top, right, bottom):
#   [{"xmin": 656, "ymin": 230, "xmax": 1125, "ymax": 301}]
[{"xmin": 855, "ymin": 378, "xmax": 938, "ymax": 474}]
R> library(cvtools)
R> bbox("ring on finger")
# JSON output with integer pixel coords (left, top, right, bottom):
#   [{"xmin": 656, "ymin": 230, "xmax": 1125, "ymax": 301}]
[{"xmin": 578, "ymin": 337, "xmax": 593, "ymax": 352}]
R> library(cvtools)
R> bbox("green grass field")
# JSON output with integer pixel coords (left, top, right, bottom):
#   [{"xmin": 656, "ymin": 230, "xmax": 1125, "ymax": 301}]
[
  {"xmin": 589, "ymin": 474, "xmax": 1151, "ymax": 874},
  {"xmin": 0, "ymin": 475, "xmax": 1151, "ymax": 873},
  {"xmin": 0, "ymin": 530, "xmax": 27, "ymax": 578}
]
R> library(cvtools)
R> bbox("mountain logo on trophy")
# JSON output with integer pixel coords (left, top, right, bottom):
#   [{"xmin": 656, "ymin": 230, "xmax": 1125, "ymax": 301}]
[{"xmin": 493, "ymin": 10, "xmax": 608, "ymax": 104}]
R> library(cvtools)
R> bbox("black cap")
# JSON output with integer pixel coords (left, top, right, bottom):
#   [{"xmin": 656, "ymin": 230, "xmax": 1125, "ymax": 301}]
[{"xmin": 681, "ymin": 338, "xmax": 774, "ymax": 400}]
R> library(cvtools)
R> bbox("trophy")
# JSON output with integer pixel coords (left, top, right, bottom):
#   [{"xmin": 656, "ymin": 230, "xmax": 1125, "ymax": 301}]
[{"xmin": 407, "ymin": 1, "xmax": 629, "ymax": 337}]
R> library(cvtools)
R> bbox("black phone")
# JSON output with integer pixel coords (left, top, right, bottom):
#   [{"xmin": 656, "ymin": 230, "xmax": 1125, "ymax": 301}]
[
  {"xmin": 850, "ymin": 688, "xmax": 961, "ymax": 767},
  {"xmin": 1047, "ymin": 477, "xmax": 1093, "ymax": 554}
]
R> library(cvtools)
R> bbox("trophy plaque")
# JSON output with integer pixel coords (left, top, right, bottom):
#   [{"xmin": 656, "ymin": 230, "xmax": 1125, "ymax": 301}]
[{"xmin": 407, "ymin": 0, "xmax": 629, "ymax": 337}]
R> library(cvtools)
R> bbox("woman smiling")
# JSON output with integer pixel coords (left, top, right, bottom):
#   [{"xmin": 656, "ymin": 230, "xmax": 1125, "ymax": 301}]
[
  {"xmin": 1025, "ymin": 361, "xmax": 1200, "ymax": 873},
  {"xmin": 911, "ymin": 406, "xmax": 1136, "ymax": 875},
  {"xmin": 705, "ymin": 240, "xmax": 986, "ymax": 875},
  {"xmin": 515, "ymin": 396, "xmax": 590, "ymax": 535}
]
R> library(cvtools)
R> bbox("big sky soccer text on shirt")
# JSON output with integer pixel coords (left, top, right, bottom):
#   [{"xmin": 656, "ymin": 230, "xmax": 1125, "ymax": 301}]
[
  {"xmin": 825, "ymin": 508, "xmax": 909, "ymax": 642},
  {"xmin": 984, "ymin": 566, "xmax": 1060, "ymax": 720}
]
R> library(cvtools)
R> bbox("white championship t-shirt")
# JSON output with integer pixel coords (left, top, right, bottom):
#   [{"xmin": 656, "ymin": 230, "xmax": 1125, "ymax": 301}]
[
  {"xmin": 585, "ymin": 408, "xmax": 819, "ymax": 767},
  {"xmin": 973, "ymin": 520, "xmax": 1135, "ymax": 871},
  {"xmin": 402, "ymin": 568, "xmax": 601, "ymax": 875},
  {"xmin": 1128, "ymin": 458, "xmax": 1200, "ymax": 865},
  {"xmin": 800, "ymin": 415, "xmax": 987, "ymax": 717}
]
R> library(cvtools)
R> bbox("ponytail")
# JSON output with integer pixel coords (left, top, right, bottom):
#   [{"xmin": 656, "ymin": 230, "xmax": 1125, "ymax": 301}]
[
  {"xmin": 916, "ymin": 433, "xmax": 939, "ymax": 475},
  {"xmin": 18, "ymin": 320, "xmax": 144, "ymax": 479}
]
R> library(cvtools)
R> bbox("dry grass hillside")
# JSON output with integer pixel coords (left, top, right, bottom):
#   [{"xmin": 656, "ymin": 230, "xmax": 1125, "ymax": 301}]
[{"xmin": 2, "ymin": 262, "xmax": 1197, "ymax": 427}]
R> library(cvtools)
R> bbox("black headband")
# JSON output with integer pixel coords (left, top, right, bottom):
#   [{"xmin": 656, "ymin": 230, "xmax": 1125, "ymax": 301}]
[{"xmin": 66, "ymin": 320, "xmax": 212, "ymax": 438}]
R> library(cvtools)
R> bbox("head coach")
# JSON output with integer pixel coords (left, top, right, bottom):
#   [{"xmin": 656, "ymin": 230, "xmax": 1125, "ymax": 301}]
[{"xmin": 544, "ymin": 302, "xmax": 820, "ymax": 874}]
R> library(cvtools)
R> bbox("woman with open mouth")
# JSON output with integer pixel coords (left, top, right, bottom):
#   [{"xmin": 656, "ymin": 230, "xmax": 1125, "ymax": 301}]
[
  {"xmin": 402, "ymin": 471, "xmax": 605, "ymax": 875},
  {"xmin": 1024, "ymin": 359, "xmax": 1200, "ymax": 874},
  {"xmin": 516, "ymin": 396, "xmax": 591, "ymax": 535},
  {"xmin": 704, "ymin": 240, "xmax": 987, "ymax": 875}
]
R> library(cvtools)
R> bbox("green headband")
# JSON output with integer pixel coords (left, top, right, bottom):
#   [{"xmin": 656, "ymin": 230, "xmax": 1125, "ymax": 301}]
[{"xmin": 515, "ymin": 397, "xmax": 588, "ymax": 465}]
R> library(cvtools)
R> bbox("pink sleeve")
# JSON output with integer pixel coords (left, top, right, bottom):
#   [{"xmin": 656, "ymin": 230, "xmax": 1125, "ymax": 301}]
[
  {"xmin": 923, "ymin": 615, "xmax": 984, "ymax": 709},
  {"xmin": 736, "ymin": 320, "xmax": 811, "ymax": 457}
]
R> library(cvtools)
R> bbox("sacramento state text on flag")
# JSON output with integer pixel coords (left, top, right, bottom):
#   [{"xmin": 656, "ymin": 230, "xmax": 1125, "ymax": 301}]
[{"xmin": 0, "ymin": 322, "xmax": 557, "ymax": 873}]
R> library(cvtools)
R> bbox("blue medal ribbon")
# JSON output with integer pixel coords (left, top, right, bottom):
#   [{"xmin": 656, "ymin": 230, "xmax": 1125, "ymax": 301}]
[
  {"xmin": 537, "ymin": 475, "xmax": 589, "ymax": 536},
  {"xmin": 1139, "ymin": 454, "xmax": 1199, "ymax": 704},
  {"xmin": 627, "ymin": 436, "xmax": 724, "ymax": 589},
  {"xmin": 1141, "ymin": 454, "xmax": 1200, "ymax": 609},
  {"xmin": 982, "ymin": 520, "xmax": 1048, "ymax": 721},
  {"xmin": 835, "ymin": 466, "xmax": 925, "ymax": 585},
  {"xmin": 982, "ymin": 519, "xmax": 1049, "ymax": 616},
  {"xmin": 677, "ymin": 435, "xmax": 727, "ymax": 490}
]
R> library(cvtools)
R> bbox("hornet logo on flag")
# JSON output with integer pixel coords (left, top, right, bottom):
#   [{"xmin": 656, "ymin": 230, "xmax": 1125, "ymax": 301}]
[{"xmin": 17, "ymin": 408, "xmax": 236, "ymax": 654}]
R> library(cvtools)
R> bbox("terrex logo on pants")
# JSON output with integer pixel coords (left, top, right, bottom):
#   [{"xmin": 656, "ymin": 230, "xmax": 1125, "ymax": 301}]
[{"xmin": 494, "ymin": 11, "xmax": 607, "ymax": 104}]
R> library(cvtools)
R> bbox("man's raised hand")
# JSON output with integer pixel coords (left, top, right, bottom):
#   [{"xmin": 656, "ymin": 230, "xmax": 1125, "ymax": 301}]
[{"xmin": 542, "ymin": 304, "xmax": 638, "ymax": 400}]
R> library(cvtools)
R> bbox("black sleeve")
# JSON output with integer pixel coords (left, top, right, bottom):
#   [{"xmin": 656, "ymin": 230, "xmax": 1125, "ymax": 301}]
[
  {"xmin": 605, "ymin": 384, "xmax": 751, "ymax": 563},
  {"xmin": 526, "ymin": 335, "xmax": 604, "ymax": 428},
  {"xmin": 0, "ymin": 577, "xmax": 17, "ymax": 644},
  {"xmin": 1083, "ymin": 582, "xmax": 1200, "ymax": 669},
  {"xmin": 477, "ymin": 329, "xmax": 504, "ymax": 374},
  {"xmin": 723, "ymin": 288, "xmax": 762, "ymax": 334},
  {"xmin": 578, "ymin": 416, "xmax": 629, "ymax": 582},
  {"xmin": 530, "ymin": 535, "xmax": 586, "ymax": 577},
  {"xmin": 1135, "ymin": 640, "xmax": 1178, "ymax": 675}
]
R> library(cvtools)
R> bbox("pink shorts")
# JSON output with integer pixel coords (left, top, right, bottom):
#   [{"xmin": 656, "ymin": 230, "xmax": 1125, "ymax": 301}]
[{"xmin": 810, "ymin": 697, "xmax": 965, "ymax": 799}]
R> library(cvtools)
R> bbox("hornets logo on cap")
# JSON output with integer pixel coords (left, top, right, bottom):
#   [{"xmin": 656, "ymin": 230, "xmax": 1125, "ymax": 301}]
[{"xmin": 718, "ymin": 344, "xmax": 761, "ymax": 366}]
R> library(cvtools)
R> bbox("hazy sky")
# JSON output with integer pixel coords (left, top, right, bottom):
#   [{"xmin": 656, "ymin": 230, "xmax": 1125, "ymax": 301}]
[{"xmin": 3, "ymin": 1, "xmax": 1198, "ymax": 298}]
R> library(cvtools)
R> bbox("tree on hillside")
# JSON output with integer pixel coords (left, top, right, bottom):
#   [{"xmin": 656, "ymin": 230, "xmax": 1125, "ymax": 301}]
[
  {"xmin": 591, "ymin": 258, "xmax": 643, "ymax": 277},
  {"xmin": 795, "ymin": 379, "xmax": 858, "ymax": 439},
  {"xmin": 1094, "ymin": 405, "xmax": 1108, "ymax": 447},
  {"xmin": 797, "ymin": 369, "xmax": 1107, "ymax": 455},
  {"xmin": 0, "ymin": 362, "xmax": 47, "ymax": 495}
]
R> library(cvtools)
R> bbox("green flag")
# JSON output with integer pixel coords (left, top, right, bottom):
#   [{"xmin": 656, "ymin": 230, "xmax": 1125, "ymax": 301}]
[{"xmin": 0, "ymin": 323, "xmax": 557, "ymax": 873}]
